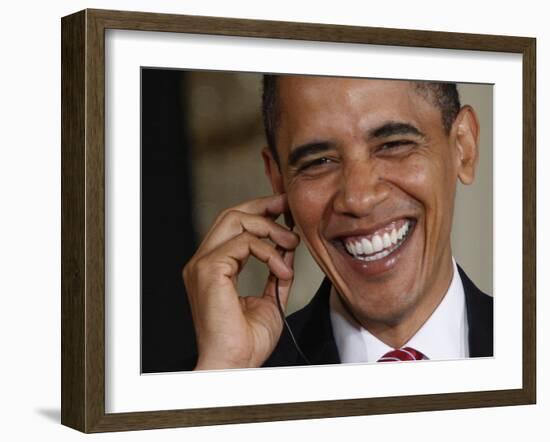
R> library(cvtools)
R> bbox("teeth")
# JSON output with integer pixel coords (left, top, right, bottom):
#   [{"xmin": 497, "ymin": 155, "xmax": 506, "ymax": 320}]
[
  {"xmin": 372, "ymin": 235, "xmax": 383, "ymax": 252},
  {"xmin": 343, "ymin": 220, "xmax": 412, "ymax": 262},
  {"xmin": 361, "ymin": 237, "xmax": 373, "ymax": 254}
]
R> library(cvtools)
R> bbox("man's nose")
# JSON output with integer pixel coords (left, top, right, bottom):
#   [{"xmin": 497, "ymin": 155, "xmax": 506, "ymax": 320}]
[{"xmin": 332, "ymin": 160, "xmax": 390, "ymax": 217}]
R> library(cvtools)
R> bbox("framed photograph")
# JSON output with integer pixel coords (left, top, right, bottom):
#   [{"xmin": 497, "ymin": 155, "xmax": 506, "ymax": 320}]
[{"xmin": 61, "ymin": 8, "xmax": 536, "ymax": 433}]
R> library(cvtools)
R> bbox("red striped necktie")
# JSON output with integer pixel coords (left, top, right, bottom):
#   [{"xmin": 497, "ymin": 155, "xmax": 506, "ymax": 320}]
[{"xmin": 377, "ymin": 347, "xmax": 427, "ymax": 362}]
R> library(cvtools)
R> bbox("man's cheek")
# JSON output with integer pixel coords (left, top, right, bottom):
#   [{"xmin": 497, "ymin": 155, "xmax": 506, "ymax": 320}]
[
  {"xmin": 391, "ymin": 158, "xmax": 437, "ymax": 204},
  {"xmin": 291, "ymin": 187, "xmax": 326, "ymax": 221}
]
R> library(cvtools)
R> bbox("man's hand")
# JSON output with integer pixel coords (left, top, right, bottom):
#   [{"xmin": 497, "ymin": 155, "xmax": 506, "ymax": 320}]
[{"xmin": 182, "ymin": 194, "xmax": 300, "ymax": 370}]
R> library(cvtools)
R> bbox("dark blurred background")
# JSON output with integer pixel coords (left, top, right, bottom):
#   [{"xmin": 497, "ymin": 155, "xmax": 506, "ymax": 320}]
[{"xmin": 141, "ymin": 69, "xmax": 198, "ymax": 372}]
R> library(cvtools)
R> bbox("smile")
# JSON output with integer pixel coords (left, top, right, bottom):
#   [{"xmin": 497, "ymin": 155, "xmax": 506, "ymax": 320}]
[{"xmin": 342, "ymin": 219, "xmax": 414, "ymax": 262}]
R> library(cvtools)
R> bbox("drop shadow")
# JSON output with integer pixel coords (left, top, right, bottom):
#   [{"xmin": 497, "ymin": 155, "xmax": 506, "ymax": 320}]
[{"xmin": 35, "ymin": 408, "xmax": 60, "ymax": 423}]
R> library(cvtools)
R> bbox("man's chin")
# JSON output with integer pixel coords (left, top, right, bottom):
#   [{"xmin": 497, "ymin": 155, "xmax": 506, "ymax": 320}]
[
  {"xmin": 339, "ymin": 284, "xmax": 418, "ymax": 327},
  {"xmin": 324, "ymin": 228, "xmax": 425, "ymax": 329}
]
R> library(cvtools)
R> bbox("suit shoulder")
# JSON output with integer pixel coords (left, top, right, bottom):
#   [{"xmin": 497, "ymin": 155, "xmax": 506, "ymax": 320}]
[{"xmin": 457, "ymin": 265, "xmax": 493, "ymax": 357}]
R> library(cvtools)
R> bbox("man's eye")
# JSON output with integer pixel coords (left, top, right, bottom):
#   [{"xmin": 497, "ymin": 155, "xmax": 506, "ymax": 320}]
[
  {"xmin": 379, "ymin": 140, "xmax": 416, "ymax": 151},
  {"xmin": 298, "ymin": 157, "xmax": 334, "ymax": 172}
]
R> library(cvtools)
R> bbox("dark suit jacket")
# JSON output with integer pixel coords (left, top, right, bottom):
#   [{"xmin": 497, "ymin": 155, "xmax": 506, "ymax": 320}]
[{"xmin": 264, "ymin": 265, "xmax": 493, "ymax": 367}]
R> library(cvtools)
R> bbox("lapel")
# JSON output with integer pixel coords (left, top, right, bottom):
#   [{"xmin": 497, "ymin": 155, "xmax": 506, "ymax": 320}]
[
  {"xmin": 290, "ymin": 277, "xmax": 341, "ymax": 365},
  {"xmin": 264, "ymin": 277, "xmax": 340, "ymax": 367},
  {"xmin": 457, "ymin": 265, "xmax": 494, "ymax": 357}
]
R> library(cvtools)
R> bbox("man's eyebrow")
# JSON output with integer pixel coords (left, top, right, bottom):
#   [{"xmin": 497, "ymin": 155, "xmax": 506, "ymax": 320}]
[
  {"xmin": 287, "ymin": 141, "xmax": 333, "ymax": 168},
  {"xmin": 368, "ymin": 121, "xmax": 425, "ymax": 139}
]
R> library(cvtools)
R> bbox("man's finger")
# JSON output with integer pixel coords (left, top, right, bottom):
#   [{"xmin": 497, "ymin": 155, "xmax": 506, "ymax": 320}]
[
  {"xmin": 196, "ymin": 211, "xmax": 299, "ymax": 259},
  {"xmin": 232, "ymin": 193, "xmax": 290, "ymax": 218},
  {"xmin": 203, "ymin": 232, "xmax": 294, "ymax": 283},
  {"xmin": 263, "ymin": 249, "xmax": 295, "ymax": 311},
  {"xmin": 207, "ymin": 194, "xmax": 289, "ymax": 234}
]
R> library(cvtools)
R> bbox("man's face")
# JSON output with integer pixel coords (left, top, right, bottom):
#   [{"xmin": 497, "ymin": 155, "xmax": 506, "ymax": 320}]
[{"xmin": 265, "ymin": 76, "xmax": 477, "ymax": 328}]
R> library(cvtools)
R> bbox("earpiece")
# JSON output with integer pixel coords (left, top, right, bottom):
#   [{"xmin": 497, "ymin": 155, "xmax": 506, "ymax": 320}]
[{"xmin": 283, "ymin": 210, "xmax": 295, "ymax": 230}]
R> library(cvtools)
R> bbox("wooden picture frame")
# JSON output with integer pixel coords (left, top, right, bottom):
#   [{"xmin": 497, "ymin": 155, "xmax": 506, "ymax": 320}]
[{"xmin": 61, "ymin": 8, "xmax": 536, "ymax": 433}]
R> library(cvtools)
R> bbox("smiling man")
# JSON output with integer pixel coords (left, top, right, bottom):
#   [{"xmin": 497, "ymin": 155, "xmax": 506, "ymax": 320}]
[{"xmin": 183, "ymin": 74, "xmax": 493, "ymax": 369}]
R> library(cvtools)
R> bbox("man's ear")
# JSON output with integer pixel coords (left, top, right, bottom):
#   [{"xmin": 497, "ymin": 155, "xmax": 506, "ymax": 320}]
[
  {"xmin": 452, "ymin": 105, "xmax": 480, "ymax": 185},
  {"xmin": 262, "ymin": 146, "xmax": 285, "ymax": 194}
]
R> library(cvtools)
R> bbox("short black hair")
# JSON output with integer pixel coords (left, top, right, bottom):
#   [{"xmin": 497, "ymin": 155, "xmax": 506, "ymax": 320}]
[{"xmin": 261, "ymin": 75, "xmax": 461, "ymax": 165}]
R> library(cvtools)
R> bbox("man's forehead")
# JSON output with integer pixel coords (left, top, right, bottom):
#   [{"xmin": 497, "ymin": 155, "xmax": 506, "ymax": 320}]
[
  {"xmin": 275, "ymin": 76, "xmax": 445, "ymax": 130},
  {"xmin": 276, "ymin": 76, "xmax": 430, "ymax": 127},
  {"xmin": 278, "ymin": 75, "xmax": 414, "ymax": 99},
  {"xmin": 276, "ymin": 76, "xmax": 430, "ymax": 120}
]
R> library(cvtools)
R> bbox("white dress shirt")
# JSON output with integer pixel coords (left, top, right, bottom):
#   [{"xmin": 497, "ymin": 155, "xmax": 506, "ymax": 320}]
[{"xmin": 329, "ymin": 259, "xmax": 469, "ymax": 363}]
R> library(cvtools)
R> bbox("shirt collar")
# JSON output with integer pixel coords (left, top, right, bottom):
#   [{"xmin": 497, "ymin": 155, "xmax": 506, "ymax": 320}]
[{"xmin": 329, "ymin": 258, "xmax": 469, "ymax": 363}]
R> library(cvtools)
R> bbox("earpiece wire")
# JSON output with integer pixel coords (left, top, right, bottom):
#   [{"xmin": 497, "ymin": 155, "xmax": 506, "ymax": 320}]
[{"xmin": 274, "ymin": 270, "xmax": 311, "ymax": 365}]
